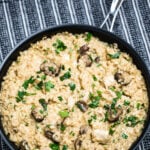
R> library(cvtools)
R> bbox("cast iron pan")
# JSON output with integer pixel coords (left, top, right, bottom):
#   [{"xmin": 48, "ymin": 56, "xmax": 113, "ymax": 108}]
[{"xmin": 0, "ymin": 24, "xmax": 150, "ymax": 150}]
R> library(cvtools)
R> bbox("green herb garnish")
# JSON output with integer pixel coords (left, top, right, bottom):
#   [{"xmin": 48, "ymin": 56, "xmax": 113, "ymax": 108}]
[
  {"xmin": 59, "ymin": 110, "xmax": 69, "ymax": 118},
  {"xmin": 53, "ymin": 39, "xmax": 67, "ymax": 54},
  {"xmin": 49, "ymin": 66, "xmax": 55, "ymax": 72},
  {"xmin": 88, "ymin": 114, "xmax": 97, "ymax": 124},
  {"xmin": 22, "ymin": 76, "xmax": 35, "ymax": 89},
  {"xmin": 111, "ymin": 98, "xmax": 118, "ymax": 109},
  {"xmin": 68, "ymin": 83, "xmax": 76, "ymax": 91},
  {"xmin": 122, "ymin": 133, "xmax": 128, "ymax": 139},
  {"xmin": 115, "ymin": 91, "xmax": 123, "ymax": 99},
  {"xmin": 123, "ymin": 115, "xmax": 141, "ymax": 127},
  {"xmin": 62, "ymin": 145, "xmax": 68, "ymax": 150},
  {"xmin": 111, "ymin": 121, "xmax": 120, "ymax": 127},
  {"xmin": 69, "ymin": 131, "xmax": 75, "ymax": 136},
  {"xmin": 45, "ymin": 81, "xmax": 54, "ymax": 92},
  {"xmin": 60, "ymin": 71, "xmax": 71, "ymax": 81},
  {"xmin": 124, "ymin": 100, "xmax": 130, "ymax": 106},
  {"xmin": 111, "ymin": 91, "xmax": 123, "ymax": 109},
  {"xmin": 35, "ymin": 81, "xmax": 43, "ymax": 90},
  {"xmin": 39, "ymin": 99, "xmax": 47, "ymax": 111},
  {"xmin": 109, "ymin": 127, "xmax": 115, "ymax": 135},
  {"xmin": 39, "ymin": 109, "xmax": 44, "ymax": 114},
  {"xmin": 58, "ymin": 96, "xmax": 63, "ymax": 101},
  {"xmin": 16, "ymin": 91, "xmax": 36, "ymax": 102},
  {"xmin": 104, "ymin": 111, "xmax": 108, "ymax": 122},
  {"xmin": 60, "ymin": 123, "xmax": 66, "ymax": 131},
  {"xmin": 136, "ymin": 103, "xmax": 145, "ymax": 110},
  {"xmin": 103, "ymin": 104, "xmax": 110, "ymax": 110},
  {"xmin": 49, "ymin": 143, "xmax": 60, "ymax": 150},
  {"xmin": 85, "ymin": 32, "xmax": 92, "ymax": 41},
  {"xmin": 92, "ymin": 75, "xmax": 98, "ymax": 81},
  {"xmin": 31, "ymin": 104, "xmax": 36, "ymax": 110},
  {"xmin": 108, "ymin": 52, "xmax": 121, "ymax": 59},
  {"xmin": 41, "ymin": 74, "xmax": 46, "ymax": 80},
  {"xmin": 89, "ymin": 92, "xmax": 101, "ymax": 108},
  {"xmin": 109, "ymin": 86, "xmax": 115, "ymax": 91}
]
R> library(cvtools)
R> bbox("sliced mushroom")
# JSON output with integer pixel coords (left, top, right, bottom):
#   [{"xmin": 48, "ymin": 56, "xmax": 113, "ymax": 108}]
[
  {"xmin": 19, "ymin": 140, "xmax": 30, "ymax": 150},
  {"xmin": 74, "ymin": 138, "xmax": 82, "ymax": 150},
  {"xmin": 81, "ymin": 54, "xmax": 93, "ymax": 67},
  {"xmin": 31, "ymin": 108, "xmax": 45, "ymax": 122},
  {"xmin": 94, "ymin": 56, "xmax": 100, "ymax": 63},
  {"xmin": 76, "ymin": 101, "xmax": 88, "ymax": 112},
  {"xmin": 40, "ymin": 61, "xmax": 61, "ymax": 77},
  {"xmin": 114, "ymin": 72, "xmax": 130, "ymax": 86},
  {"xmin": 79, "ymin": 125, "xmax": 88, "ymax": 135},
  {"xmin": 114, "ymin": 72, "xmax": 124, "ymax": 84},
  {"xmin": 44, "ymin": 130, "xmax": 53, "ymax": 139},
  {"xmin": 107, "ymin": 107, "xmax": 123, "ymax": 122},
  {"xmin": 79, "ymin": 44, "xmax": 89, "ymax": 55},
  {"xmin": 44, "ymin": 128, "xmax": 60, "ymax": 143}
]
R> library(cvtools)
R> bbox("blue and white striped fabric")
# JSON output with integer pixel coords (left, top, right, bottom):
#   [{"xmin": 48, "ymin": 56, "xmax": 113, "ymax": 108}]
[{"xmin": 0, "ymin": 0, "xmax": 150, "ymax": 149}]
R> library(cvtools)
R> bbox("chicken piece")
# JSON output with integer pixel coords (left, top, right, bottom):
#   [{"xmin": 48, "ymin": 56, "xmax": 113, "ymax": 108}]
[{"xmin": 92, "ymin": 129, "xmax": 109, "ymax": 144}]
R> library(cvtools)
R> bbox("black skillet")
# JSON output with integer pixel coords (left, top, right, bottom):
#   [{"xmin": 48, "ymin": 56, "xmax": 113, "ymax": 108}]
[{"xmin": 0, "ymin": 24, "xmax": 150, "ymax": 150}]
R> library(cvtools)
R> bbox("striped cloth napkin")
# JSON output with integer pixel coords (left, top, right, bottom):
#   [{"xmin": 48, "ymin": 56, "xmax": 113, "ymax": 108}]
[{"xmin": 0, "ymin": 0, "xmax": 150, "ymax": 149}]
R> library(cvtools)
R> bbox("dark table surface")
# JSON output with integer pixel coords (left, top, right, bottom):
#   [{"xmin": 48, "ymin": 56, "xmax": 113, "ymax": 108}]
[{"xmin": 0, "ymin": 0, "xmax": 150, "ymax": 149}]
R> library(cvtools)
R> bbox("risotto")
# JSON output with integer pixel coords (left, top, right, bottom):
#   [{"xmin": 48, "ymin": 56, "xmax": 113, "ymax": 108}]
[{"xmin": 0, "ymin": 32, "xmax": 148, "ymax": 150}]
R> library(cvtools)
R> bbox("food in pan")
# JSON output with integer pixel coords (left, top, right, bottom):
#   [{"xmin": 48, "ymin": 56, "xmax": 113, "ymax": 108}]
[{"xmin": 0, "ymin": 32, "xmax": 148, "ymax": 150}]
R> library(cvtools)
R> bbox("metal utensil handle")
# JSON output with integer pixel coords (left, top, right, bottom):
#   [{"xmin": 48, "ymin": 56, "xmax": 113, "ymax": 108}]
[{"xmin": 100, "ymin": 0, "xmax": 125, "ymax": 32}]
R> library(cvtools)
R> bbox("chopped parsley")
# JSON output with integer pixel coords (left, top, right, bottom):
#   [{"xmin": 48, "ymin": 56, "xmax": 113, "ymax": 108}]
[
  {"xmin": 49, "ymin": 66, "xmax": 55, "ymax": 72},
  {"xmin": 123, "ymin": 115, "xmax": 142, "ymax": 127},
  {"xmin": 104, "ymin": 111, "xmax": 108, "ymax": 122},
  {"xmin": 16, "ymin": 91, "xmax": 36, "ymax": 102},
  {"xmin": 103, "ymin": 104, "xmax": 110, "ymax": 110},
  {"xmin": 39, "ymin": 109, "xmax": 44, "ymax": 114},
  {"xmin": 111, "ymin": 98, "xmax": 118, "ymax": 109},
  {"xmin": 136, "ymin": 103, "xmax": 141, "ymax": 110},
  {"xmin": 59, "ymin": 110, "xmax": 69, "ymax": 118},
  {"xmin": 35, "ymin": 81, "xmax": 43, "ymax": 90},
  {"xmin": 60, "ymin": 71, "xmax": 71, "ymax": 81},
  {"xmin": 53, "ymin": 39, "xmax": 67, "ymax": 54},
  {"xmin": 89, "ymin": 98, "xmax": 100, "ymax": 108},
  {"xmin": 111, "ymin": 91, "xmax": 123, "ymax": 109},
  {"xmin": 45, "ymin": 81, "xmax": 55, "ymax": 92},
  {"xmin": 49, "ymin": 143, "xmax": 60, "ymax": 150},
  {"xmin": 115, "ymin": 91, "xmax": 123, "ymax": 99},
  {"xmin": 40, "ymin": 74, "xmax": 46, "ymax": 80},
  {"xmin": 109, "ymin": 127, "xmax": 115, "ymax": 135},
  {"xmin": 58, "ymin": 96, "xmax": 63, "ymax": 101},
  {"xmin": 111, "ymin": 121, "xmax": 120, "ymax": 128},
  {"xmin": 62, "ymin": 145, "xmax": 68, "ymax": 150},
  {"xmin": 60, "ymin": 123, "xmax": 66, "ymax": 131},
  {"xmin": 22, "ymin": 76, "xmax": 35, "ymax": 89},
  {"xmin": 88, "ymin": 114, "xmax": 97, "ymax": 124},
  {"xmin": 88, "ymin": 92, "xmax": 101, "ymax": 108},
  {"xmin": 122, "ymin": 133, "xmax": 128, "ymax": 139},
  {"xmin": 136, "ymin": 103, "xmax": 144, "ymax": 110},
  {"xmin": 85, "ymin": 32, "xmax": 92, "ymax": 41},
  {"xmin": 124, "ymin": 100, "xmax": 130, "ymax": 106},
  {"xmin": 69, "ymin": 131, "xmax": 75, "ymax": 136},
  {"xmin": 109, "ymin": 86, "xmax": 115, "ymax": 91},
  {"xmin": 31, "ymin": 104, "xmax": 36, "ymax": 110},
  {"xmin": 92, "ymin": 75, "xmax": 98, "ymax": 81},
  {"xmin": 68, "ymin": 83, "xmax": 76, "ymax": 91},
  {"xmin": 108, "ymin": 51, "xmax": 121, "ymax": 59},
  {"xmin": 39, "ymin": 99, "xmax": 47, "ymax": 111}
]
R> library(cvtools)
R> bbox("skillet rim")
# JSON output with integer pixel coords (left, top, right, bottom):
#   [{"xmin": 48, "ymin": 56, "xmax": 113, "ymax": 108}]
[{"xmin": 0, "ymin": 24, "xmax": 150, "ymax": 150}]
